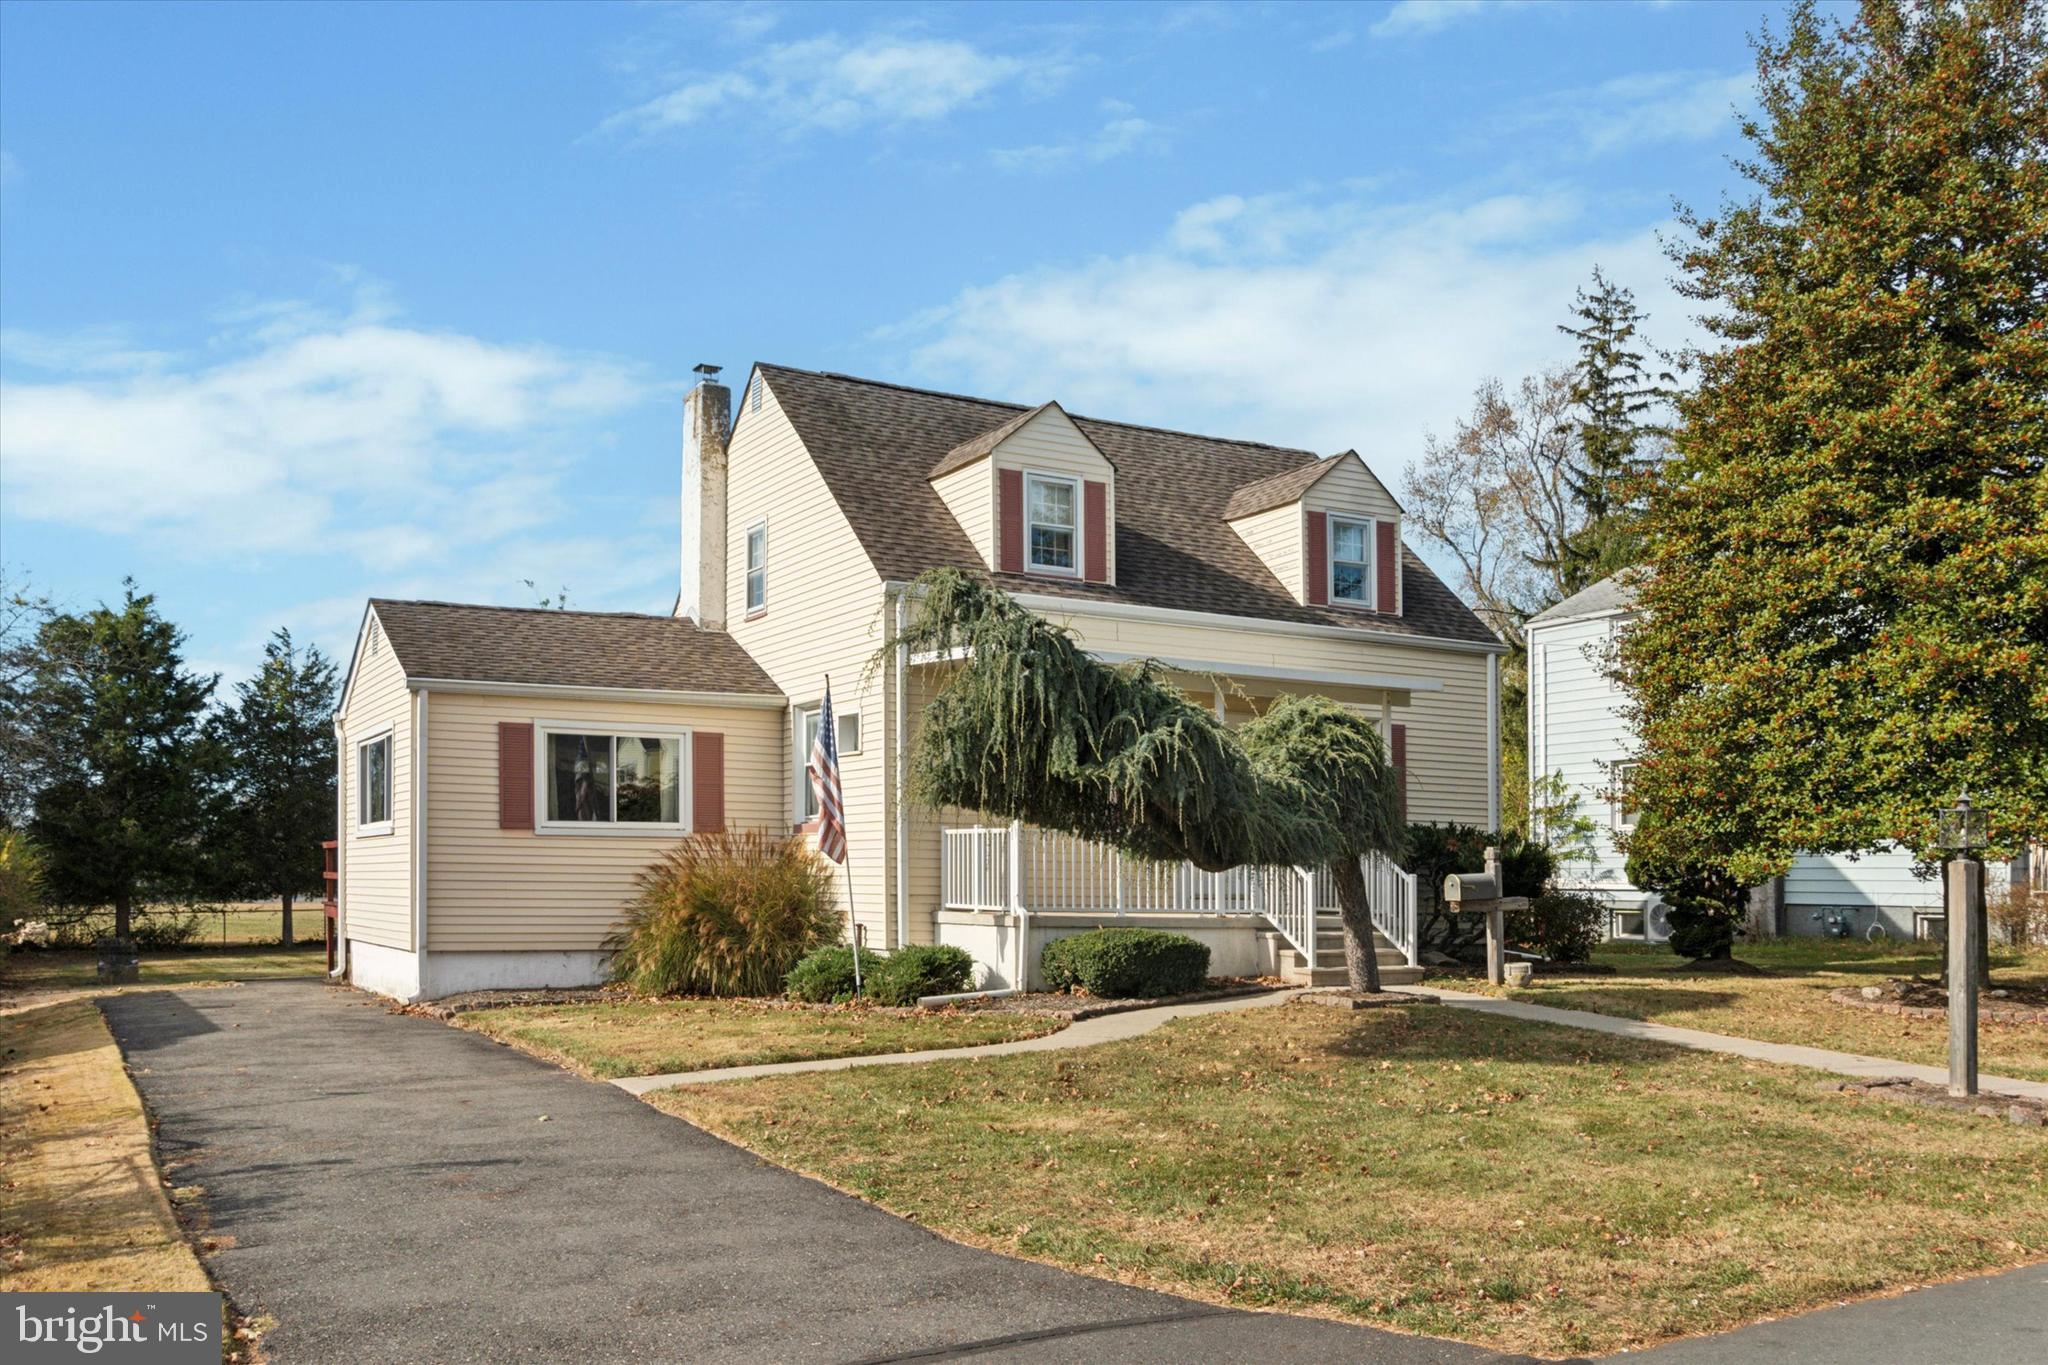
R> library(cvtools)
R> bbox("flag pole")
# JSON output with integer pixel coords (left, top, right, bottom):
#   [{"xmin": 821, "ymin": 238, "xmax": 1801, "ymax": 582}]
[{"xmin": 843, "ymin": 855, "xmax": 861, "ymax": 1000}]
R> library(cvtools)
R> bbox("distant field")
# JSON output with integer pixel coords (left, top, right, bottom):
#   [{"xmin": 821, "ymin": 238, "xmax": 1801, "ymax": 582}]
[{"xmin": 31, "ymin": 900, "xmax": 329, "ymax": 947}]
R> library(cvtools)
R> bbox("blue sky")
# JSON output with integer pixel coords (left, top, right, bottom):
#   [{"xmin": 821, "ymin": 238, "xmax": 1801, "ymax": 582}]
[{"xmin": 0, "ymin": 0, "xmax": 1791, "ymax": 684}]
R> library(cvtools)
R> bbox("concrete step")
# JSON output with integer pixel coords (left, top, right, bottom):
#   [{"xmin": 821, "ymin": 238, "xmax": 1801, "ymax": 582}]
[{"xmin": 1282, "ymin": 962, "xmax": 1428, "ymax": 988}]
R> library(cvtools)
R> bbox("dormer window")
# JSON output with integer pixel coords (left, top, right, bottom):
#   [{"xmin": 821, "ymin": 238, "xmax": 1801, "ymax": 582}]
[
  {"xmin": 1025, "ymin": 473, "xmax": 1079, "ymax": 575},
  {"xmin": 1330, "ymin": 517, "xmax": 1371, "ymax": 605}
]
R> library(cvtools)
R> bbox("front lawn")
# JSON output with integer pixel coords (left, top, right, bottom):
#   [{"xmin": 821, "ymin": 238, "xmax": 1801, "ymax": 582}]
[
  {"xmin": 658, "ymin": 1000, "xmax": 2048, "ymax": 1358},
  {"xmin": 458, "ymin": 998, "xmax": 1066, "ymax": 1079},
  {"xmin": 1444, "ymin": 939, "xmax": 2048, "ymax": 1082}
]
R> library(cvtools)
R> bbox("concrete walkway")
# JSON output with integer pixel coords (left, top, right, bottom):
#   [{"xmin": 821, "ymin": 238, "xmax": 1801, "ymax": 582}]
[
  {"xmin": 1401, "ymin": 984, "xmax": 2048, "ymax": 1102},
  {"xmin": 613, "ymin": 987, "xmax": 1306, "ymax": 1094}
]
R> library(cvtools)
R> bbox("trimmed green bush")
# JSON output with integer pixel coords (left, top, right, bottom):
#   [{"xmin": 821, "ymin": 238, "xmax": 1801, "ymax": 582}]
[
  {"xmin": 1507, "ymin": 891, "xmax": 1606, "ymax": 964},
  {"xmin": 784, "ymin": 944, "xmax": 887, "ymax": 1003},
  {"xmin": 1040, "ymin": 927, "xmax": 1210, "ymax": 998},
  {"xmin": 607, "ymin": 831, "xmax": 840, "ymax": 997},
  {"xmin": 870, "ymin": 944, "xmax": 974, "ymax": 1005}
]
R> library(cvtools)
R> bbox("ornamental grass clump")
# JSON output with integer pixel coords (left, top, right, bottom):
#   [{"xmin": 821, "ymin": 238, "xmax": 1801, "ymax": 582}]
[{"xmin": 608, "ymin": 831, "xmax": 839, "ymax": 997}]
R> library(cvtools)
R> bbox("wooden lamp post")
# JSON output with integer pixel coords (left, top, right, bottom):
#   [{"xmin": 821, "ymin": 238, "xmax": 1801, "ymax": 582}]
[
  {"xmin": 1443, "ymin": 846, "xmax": 1531, "ymax": 986},
  {"xmin": 1938, "ymin": 789, "xmax": 1988, "ymax": 1098}
]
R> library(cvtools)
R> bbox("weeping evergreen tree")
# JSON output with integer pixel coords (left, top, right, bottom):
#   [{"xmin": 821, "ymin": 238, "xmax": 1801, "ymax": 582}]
[{"xmin": 894, "ymin": 570, "xmax": 1405, "ymax": 992}]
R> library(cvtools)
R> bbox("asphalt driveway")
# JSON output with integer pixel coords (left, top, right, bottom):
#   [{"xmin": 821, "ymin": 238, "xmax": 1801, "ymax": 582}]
[{"xmin": 102, "ymin": 980, "xmax": 1510, "ymax": 1365}]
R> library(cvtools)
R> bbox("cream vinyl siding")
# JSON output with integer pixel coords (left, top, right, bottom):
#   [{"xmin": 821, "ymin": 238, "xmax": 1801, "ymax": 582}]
[
  {"xmin": 1301, "ymin": 457, "xmax": 1403, "ymax": 613},
  {"xmin": 1228, "ymin": 503, "xmax": 1304, "ymax": 603},
  {"xmin": 725, "ymin": 373, "xmax": 899, "ymax": 947},
  {"xmin": 424, "ymin": 691, "xmax": 784, "ymax": 951},
  {"xmin": 932, "ymin": 460, "xmax": 994, "ymax": 569},
  {"xmin": 339, "ymin": 611, "xmax": 414, "ymax": 951},
  {"xmin": 1528, "ymin": 612, "xmax": 1636, "ymax": 892},
  {"xmin": 989, "ymin": 407, "xmax": 1116, "ymax": 583}
]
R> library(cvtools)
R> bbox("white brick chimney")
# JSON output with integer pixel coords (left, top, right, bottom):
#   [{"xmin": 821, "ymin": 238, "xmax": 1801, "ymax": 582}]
[{"xmin": 680, "ymin": 364, "xmax": 731, "ymax": 629}]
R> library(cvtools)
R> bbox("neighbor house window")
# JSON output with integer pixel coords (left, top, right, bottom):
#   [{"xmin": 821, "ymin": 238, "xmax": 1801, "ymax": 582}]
[
  {"xmin": 795, "ymin": 706, "xmax": 859, "ymax": 822},
  {"xmin": 1025, "ymin": 473, "xmax": 1078, "ymax": 574},
  {"xmin": 1330, "ymin": 517, "xmax": 1371, "ymax": 605},
  {"xmin": 541, "ymin": 728, "xmax": 686, "ymax": 829},
  {"xmin": 1612, "ymin": 761, "xmax": 1639, "ymax": 830},
  {"xmin": 358, "ymin": 733, "xmax": 392, "ymax": 833},
  {"xmin": 1613, "ymin": 906, "xmax": 1648, "ymax": 939},
  {"xmin": 746, "ymin": 521, "xmax": 767, "ymax": 614}
]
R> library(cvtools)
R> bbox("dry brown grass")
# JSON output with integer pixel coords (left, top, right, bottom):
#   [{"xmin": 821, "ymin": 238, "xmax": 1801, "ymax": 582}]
[
  {"xmin": 0, "ymin": 1000, "xmax": 211, "ymax": 1292},
  {"xmin": 659, "ymin": 1001, "xmax": 2048, "ymax": 1358},
  {"xmin": 459, "ymin": 997, "xmax": 1065, "ymax": 1079}
]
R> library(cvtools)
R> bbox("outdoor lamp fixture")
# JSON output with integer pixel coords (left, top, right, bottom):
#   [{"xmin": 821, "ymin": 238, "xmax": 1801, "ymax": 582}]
[{"xmin": 1937, "ymin": 788, "xmax": 1989, "ymax": 857}]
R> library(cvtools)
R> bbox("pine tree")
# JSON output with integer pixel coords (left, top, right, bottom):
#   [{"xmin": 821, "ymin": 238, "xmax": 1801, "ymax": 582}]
[
  {"xmin": 1619, "ymin": 0, "xmax": 2048, "ymax": 884},
  {"xmin": 211, "ymin": 629, "xmax": 338, "ymax": 944},
  {"xmin": 1552, "ymin": 268, "xmax": 1671, "ymax": 592},
  {"xmin": 22, "ymin": 584, "xmax": 218, "ymax": 940}
]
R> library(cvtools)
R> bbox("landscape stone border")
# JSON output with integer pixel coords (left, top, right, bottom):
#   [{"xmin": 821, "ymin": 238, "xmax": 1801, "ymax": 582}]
[
  {"xmin": 1828, "ymin": 986, "xmax": 2048, "ymax": 1026},
  {"xmin": 1818, "ymin": 1075, "xmax": 2047, "ymax": 1127}
]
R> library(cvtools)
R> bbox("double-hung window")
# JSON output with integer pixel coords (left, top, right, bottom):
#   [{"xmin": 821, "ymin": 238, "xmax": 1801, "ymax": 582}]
[
  {"xmin": 745, "ymin": 521, "xmax": 767, "ymax": 614},
  {"xmin": 1612, "ymin": 760, "xmax": 1639, "ymax": 831},
  {"xmin": 540, "ymin": 728, "xmax": 687, "ymax": 830},
  {"xmin": 1330, "ymin": 517, "xmax": 1371, "ymax": 605},
  {"xmin": 1025, "ymin": 474, "xmax": 1078, "ymax": 575},
  {"xmin": 794, "ymin": 705, "xmax": 860, "ymax": 823},
  {"xmin": 357, "ymin": 733, "xmax": 392, "ymax": 834}
]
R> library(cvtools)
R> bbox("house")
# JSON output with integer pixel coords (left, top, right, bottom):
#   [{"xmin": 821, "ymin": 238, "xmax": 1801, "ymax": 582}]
[
  {"xmin": 332, "ymin": 365, "xmax": 1508, "ymax": 1001},
  {"xmin": 1525, "ymin": 572, "xmax": 2017, "ymax": 941}
]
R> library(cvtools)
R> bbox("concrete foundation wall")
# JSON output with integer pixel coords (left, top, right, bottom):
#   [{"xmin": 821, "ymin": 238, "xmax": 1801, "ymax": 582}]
[
  {"xmin": 348, "ymin": 939, "xmax": 422, "ymax": 1001},
  {"xmin": 348, "ymin": 942, "xmax": 610, "ymax": 1002}
]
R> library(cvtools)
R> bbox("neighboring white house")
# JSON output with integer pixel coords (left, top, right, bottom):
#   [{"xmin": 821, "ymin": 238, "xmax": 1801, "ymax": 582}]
[
  {"xmin": 333, "ymin": 364, "xmax": 1511, "ymax": 1000},
  {"xmin": 1525, "ymin": 573, "xmax": 2004, "ymax": 942}
]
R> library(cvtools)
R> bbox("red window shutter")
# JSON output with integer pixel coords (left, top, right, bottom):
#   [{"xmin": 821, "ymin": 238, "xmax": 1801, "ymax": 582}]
[
  {"xmin": 1391, "ymin": 723, "xmax": 1408, "ymax": 819},
  {"xmin": 498, "ymin": 722, "xmax": 534, "ymax": 831},
  {"xmin": 1083, "ymin": 480, "xmax": 1108, "ymax": 582},
  {"xmin": 692, "ymin": 731, "xmax": 725, "ymax": 833},
  {"xmin": 1306, "ymin": 510, "xmax": 1328, "ymax": 605},
  {"xmin": 998, "ymin": 468, "xmax": 1024, "ymax": 574},
  {"xmin": 1376, "ymin": 521, "xmax": 1398, "ymax": 613}
]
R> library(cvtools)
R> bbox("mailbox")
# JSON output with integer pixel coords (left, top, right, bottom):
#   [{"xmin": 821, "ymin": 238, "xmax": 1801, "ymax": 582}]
[{"xmin": 1443, "ymin": 872, "xmax": 1499, "ymax": 905}]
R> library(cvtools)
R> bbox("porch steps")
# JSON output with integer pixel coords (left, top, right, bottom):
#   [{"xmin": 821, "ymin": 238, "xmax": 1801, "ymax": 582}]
[{"xmin": 1279, "ymin": 912, "xmax": 1425, "ymax": 988}]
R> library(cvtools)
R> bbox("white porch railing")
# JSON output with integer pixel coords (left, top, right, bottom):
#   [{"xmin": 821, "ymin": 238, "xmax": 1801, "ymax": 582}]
[{"xmin": 940, "ymin": 826, "xmax": 1419, "ymax": 967}]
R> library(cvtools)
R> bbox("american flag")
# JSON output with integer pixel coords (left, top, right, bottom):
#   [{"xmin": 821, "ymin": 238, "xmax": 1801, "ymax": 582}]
[{"xmin": 807, "ymin": 681, "xmax": 846, "ymax": 864}]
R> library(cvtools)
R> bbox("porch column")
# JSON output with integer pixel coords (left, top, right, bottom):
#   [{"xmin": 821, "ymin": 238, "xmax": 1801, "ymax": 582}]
[{"xmin": 1379, "ymin": 695, "xmax": 1393, "ymax": 747}]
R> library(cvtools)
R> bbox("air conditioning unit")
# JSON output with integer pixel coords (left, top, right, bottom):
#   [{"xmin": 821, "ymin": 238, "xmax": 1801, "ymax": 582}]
[{"xmin": 1642, "ymin": 894, "xmax": 1673, "ymax": 943}]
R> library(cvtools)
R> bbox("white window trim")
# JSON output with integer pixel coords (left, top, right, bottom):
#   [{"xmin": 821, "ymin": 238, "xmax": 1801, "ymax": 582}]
[
  {"xmin": 745, "ymin": 519, "xmax": 768, "ymax": 615},
  {"xmin": 1023, "ymin": 471, "xmax": 1081, "ymax": 578},
  {"xmin": 1612, "ymin": 760, "xmax": 1639, "ymax": 831},
  {"xmin": 355, "ymin": 725, "xmax": 394, "ymax": 838},
  {"xmin": 533, "ymin": 720, "xmax": 694, "ymax": 836},
  {"xmin": 1326, "ymin": 514, "xmax": 1376, "ymax": 611}
]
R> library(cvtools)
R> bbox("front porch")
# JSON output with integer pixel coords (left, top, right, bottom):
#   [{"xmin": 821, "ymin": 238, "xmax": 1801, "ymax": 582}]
[{"xmin": 936, "ymin": 824, "xmax": 1421, "ymax": 991}]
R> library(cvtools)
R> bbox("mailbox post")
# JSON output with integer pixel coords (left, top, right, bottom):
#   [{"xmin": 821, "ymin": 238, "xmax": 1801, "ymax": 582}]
[{"xmin": 1442, "ymin": 846, "xmax": 1530, "ymax": 986}]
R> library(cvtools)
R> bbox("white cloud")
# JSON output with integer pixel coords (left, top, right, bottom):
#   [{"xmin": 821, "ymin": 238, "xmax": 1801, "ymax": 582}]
[
  {"xmin": 0, "ymin": 283, "xmax": 651, "ymax": 566},
  {"xmin": 1309, "ymin": 30, "xmax": 1356, "ymax": 53},
  {"xmin": 991, "ymin": 102, "xmax": 1162, "ymax": 172},
  {"xmin": 608, "ymin": 34, "xmax": 1033, "ymax": 137},
  {"xmin": 1371, "ymin": 1, "xmax": 1531, "ymax": 40},
  {"xmin": 889, "ymin": 185, "xmax": 1695, "ymax": 473},
  {"xmin": 1570, "ymin": 70, "xmax": 1753, "ymax": 154}
]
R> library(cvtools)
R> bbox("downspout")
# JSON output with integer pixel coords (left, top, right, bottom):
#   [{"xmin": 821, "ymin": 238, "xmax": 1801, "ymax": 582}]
[
  {"xmin": 414, "ymin": 690, "xmax": 429, "ymax": 970},
  {"xmin": 894, "ymin": 587, "xmax": 910, "ymax": 952},
  {"xmin": 1487, "ymin": 653, "xmax": 1500, "ymax": 832},
  {"xmin": 330, "ymin": 718, "xmax": 348, "ymax": 979}
]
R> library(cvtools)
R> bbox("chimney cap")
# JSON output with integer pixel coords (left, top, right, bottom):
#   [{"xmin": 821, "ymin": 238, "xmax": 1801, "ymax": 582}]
[{"xmin": 692, "ymin": 363, "xmax": 723, "ymax": 383}]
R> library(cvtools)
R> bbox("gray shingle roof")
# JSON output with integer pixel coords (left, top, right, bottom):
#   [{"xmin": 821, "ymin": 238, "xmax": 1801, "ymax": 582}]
[
  {"xmin": 368, "ymin": 600, "xmax": 781, "ymax": 695},
  {"xmin": 1526, "ymin": 573, "xmax": 1639, "ymax": 626},
  {"xmin": 755, "ymin": 365, "xmax": 1501, "ymax": 648}
]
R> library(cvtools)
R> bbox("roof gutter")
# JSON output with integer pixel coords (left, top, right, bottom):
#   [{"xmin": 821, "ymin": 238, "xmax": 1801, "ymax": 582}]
[
  {"xmin": 885, "ymin": 581, "xmax": 1508, "ymax": 656},
  {"xmin": 400, "ymin": 679, "xmax": 786, "ymax": 708}
]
